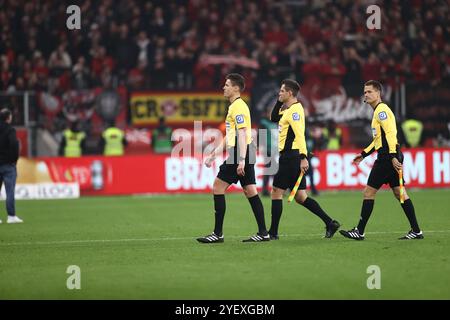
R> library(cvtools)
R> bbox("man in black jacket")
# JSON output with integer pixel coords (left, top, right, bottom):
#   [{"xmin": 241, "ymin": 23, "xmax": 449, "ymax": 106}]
[{"xmin": 0, "ymin": 108, "xmax": 23, "ymax": 224}]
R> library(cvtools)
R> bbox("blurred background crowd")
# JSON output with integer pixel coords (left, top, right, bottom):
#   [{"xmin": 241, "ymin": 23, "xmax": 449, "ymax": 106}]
[{"xmin": 0, "ymin": 0, "xmax": 449, "ymax": 156}]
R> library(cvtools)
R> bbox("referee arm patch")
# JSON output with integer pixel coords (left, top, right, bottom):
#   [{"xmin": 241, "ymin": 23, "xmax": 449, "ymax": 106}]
[
  {"xmin": 378, "ymin": 111, "xmax": 388, "ymax": 120},
  {"xmin": 292, "ymin": 112, "xmax": 300, "ymax": 121},
  {"xmin": 235, "ymin": 114, "xmax": 245, "ymax": 124}
]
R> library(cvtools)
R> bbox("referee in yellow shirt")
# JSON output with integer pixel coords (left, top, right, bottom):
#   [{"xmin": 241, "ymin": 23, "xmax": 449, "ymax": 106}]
[
  {"xmin": 197, "ymin": 73, "xmax": 269, "ymax": 243},
  {"xmin": 268, "ymin": 79, "xmax": 340, "ymax": 240},
  {"xmin": 340, "ymin": 80, "xmax": 423, "ymax": 240}
]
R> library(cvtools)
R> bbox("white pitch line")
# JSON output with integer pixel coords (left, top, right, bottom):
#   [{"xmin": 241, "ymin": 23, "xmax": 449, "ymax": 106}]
[{"xmin": 1, "ymin": 230, "xmax": 450, "ymax": 247}]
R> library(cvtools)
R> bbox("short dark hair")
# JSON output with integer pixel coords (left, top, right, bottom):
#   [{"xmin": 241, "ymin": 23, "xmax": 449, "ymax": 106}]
[
  {"xmin": 70, "ymin": 121, "xmax": 79, "ymax": 131},
  {"xmin": 281, "ymin": 79, "xmax": 300, "ymax": 96},
  {"xmin": 0, "ymin": 108, "xmax": 12, "ymax": 122},
  {"xmin": 225, "ymin": 73, "xmax": 245, "ymax": 91},
  {"xmin": 364, "ymin": 80, "xmax": 383, "ymax": 93}
]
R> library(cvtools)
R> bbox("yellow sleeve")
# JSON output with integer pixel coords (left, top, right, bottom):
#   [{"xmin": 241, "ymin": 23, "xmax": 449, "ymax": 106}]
[
  {"xmin": 287, "ymin": 107, "xmax": 308, "ymax": 157},
  {"xmin": 376, "ymin": 107, "xmax": 398, "ymax": 153},
  {"xmin": 234, "ymin": 102, "xmax": 249, "ymax": 129}
]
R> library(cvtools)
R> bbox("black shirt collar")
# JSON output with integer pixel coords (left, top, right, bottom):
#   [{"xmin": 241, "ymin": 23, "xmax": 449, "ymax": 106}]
[
  {"xmin": 374, "ymin": 101, "xmax": 383, "ymax": 110},
  {"xmin": 230, "ymin": 96, "xmax": 241, "ymax": 104},
  {"xmin": 287, "ymin": 101, "xmax": 300, "ymax": 109}
]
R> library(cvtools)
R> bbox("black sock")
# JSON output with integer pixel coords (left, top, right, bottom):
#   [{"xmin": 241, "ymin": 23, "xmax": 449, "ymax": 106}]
[
  {"xmin": 269, "ymin": 199, "xmax": 283, "ymax": 236},
  {"xmin": 357, "ymin": 199, "xmax": 374, "ymax": 234},
  {"xmin": 401, "ymin": 199, "xmax": 421, "ymax": 233},
  {"xmin": 301, "ymin": 198, "xmax": 332, "ymax": 226},
  {"xmin": 213, "ymin": 194, "xmax": 226, "ymax": 236},
  {"xmin": 248, "ymin": 195, "xmax": 267, "ymax": 235}
]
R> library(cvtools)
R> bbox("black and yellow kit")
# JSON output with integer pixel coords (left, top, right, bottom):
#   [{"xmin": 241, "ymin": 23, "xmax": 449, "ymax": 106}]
[
  {"xmin": 361, "ymin": 102, "xmax": 404, "ymax": 189},
  {"xmin": 270, "ymin": 100, "xmax": 308, "ymax": 191},
  {"xmin": 217, "ymin": 97, "xmax": 256, "ymax": 186}
]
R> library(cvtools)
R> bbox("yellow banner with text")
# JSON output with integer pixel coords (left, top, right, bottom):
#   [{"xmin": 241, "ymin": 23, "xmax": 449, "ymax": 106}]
[{"xmin": 130, "ymin": 92, "xmax": 250, "ymax": 125}]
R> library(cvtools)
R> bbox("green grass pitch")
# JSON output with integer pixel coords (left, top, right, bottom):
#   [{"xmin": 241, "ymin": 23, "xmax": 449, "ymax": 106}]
[{"xmin": 0, "ymin": 189, "xmax": 449, "ymax": 299}]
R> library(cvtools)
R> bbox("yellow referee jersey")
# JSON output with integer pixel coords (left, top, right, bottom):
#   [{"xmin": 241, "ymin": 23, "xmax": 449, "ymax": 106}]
[
  {"xmin": 225, "ymin": 97, "xmax": 252, "ymax": 148},
  {"xmin": 277, "ymin": 102, "xmax": 308, "ymax": 156},
  {"xmin": 363, "ymin": 102, "xmax": 398, "ymax": 156}
]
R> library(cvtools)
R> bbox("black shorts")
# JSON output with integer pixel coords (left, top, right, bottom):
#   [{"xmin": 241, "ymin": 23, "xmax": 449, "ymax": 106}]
[
  {"xmin": 367, "ymin": 159, "xmax": 404, "ymax": 190},
  {"xmin": 217, "ymin": 144, "xmax": 257, "ymax": 186},
  {"xmin": 273, "ymin": 150, "xmax": 306, "ymax": 191},
  {"xmin": 217, "ymin": 162, "xmax": 256, "ymax": 186}
]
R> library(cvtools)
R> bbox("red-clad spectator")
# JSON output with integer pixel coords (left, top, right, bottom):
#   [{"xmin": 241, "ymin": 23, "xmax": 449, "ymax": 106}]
[
  {"xmin": 0, "ymin": 56, "xmax": 12, "ymax": 89},
  {"xmin": 204, "ymin": 25, "xmax": 222, "ymax": 53},
  {"xmin": 302, "ymin": 54, "xmax": 323, "ymax": 97},
  {"xmin": 193, "ymin": 61, "xmax": 216, "ymax": 90},
  {"xmin": 323, "ymin": 56, "xmax": 346, "ymax": 96},
  {"xmin": 380, "ymin": 57, "xmax": 400, "ymax": 89},
  {"xmin": 264, "ymin": 22, "xmax": 289, "ymax": 48},
  {"xmin": 180, "ymin": 28, "xmax": 200, "ymax": 53},
  {"xmin": 187, "ymin": 0, "xmax": 205, "ymax": 21},
  {"xmin": 298, "ymin": 15, "xmax": 322, "ymax": 45},
  {"xmin": 23, "ymin": 60, "xmax": 34, "ymax": 85},
  {"xmin": 241, "ymin": 68, "xmax": 254, "ymax": 91},
  {"xmin": 58, "ymin": 71, "xmax": 71, "ymax": 92},
  {"xmin": 363, "ymin": 53, "xmax": 381, "ymax": 82},
  {"xmin": 432, "ymin": 25, "xmax": 446, "ymax": 51},
  {"xmin": 423, "ymin": 10, "xmax": 437, "ymax": 36},
  {"xmin": 444, "ymin": 44, "xmax": 450, "ymax": 80},
  {"xmin": 3, "ymin": 41, "xmax": 15, "ymax": 65},
  {"xmin": 428, "ymin": 53, "xmax": 442, "ymax": 85},
  {"xmin": 103, "ymin": 53, "xmax": 115, "ymax": 73},
  {"xmin": 91, "ymin": 47, "xmax": 104, "ymax": 77},
  {"xmin": 34, "ymin": 56, "xmax": 49, "ymax": 80},
  {"xmin": 411, "ymin": 47, "xmax": 431, "ymax": 83},
  {"xmin": 397, "ymin": 54, "xmax": 411, "ymax": 84},
  {"xmin": 91, "ymin": 47, "xmax": 115, "ymax": 79},
  {"xmin": 127, "ymin": 60, "xmax": 146, "ymax": 90}
]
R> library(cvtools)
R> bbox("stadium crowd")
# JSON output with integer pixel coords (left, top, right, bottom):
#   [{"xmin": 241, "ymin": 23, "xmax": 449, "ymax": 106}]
[
  {"xmin": 0, "ymin": 0, "xmax": 449, "ymax": 151},
  {"xmin": 0, "ymin": 0, "xmax": 449, "ymax": 95}
]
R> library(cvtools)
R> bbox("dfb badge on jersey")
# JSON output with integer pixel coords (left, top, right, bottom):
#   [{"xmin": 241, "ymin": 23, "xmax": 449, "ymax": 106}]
[
  {"xmin": 292, "ymin": 112, "xmax": 300, "ymax": 121},
  {"xmin": 378, "ymin": 111, "xmax": 387, "ymax": 120},
  {"xmin": 236, "ymin": 114, "xmax": 244, "ymax": 124}
]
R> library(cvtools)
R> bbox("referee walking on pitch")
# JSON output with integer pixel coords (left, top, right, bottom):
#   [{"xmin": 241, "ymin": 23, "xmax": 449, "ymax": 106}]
[
  {"xmin": 268, "ymin": 80, "xmax": 340, "ymax": 240},
  {"xmin": 340, "ymin": 80, "xmax": 423, "ymax": 240},
  {"xmin": 197, "ymin": 73, "xmax": 269, "ymax": 243}
]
